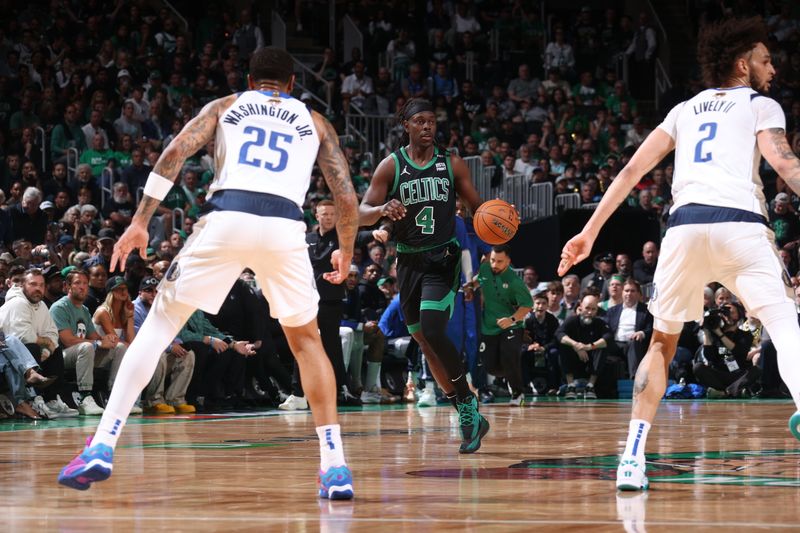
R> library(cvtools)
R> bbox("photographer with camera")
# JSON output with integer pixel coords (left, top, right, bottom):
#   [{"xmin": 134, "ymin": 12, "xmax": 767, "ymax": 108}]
[{"xmin": 693, "ymin": 301, "xmax": 760, "ymax": 398}]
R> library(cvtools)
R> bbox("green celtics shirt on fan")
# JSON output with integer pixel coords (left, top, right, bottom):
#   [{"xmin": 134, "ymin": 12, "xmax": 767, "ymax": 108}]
[
  {"xmin": 387, "ymin": 146, "xmax": 456, "ymax": 252},
  {"xmin": 475, "ymin": 261, "xmax": 533, "ymax": 335}
]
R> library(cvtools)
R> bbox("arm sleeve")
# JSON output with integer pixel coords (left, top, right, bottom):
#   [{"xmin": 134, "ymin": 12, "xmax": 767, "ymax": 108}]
[
  {"xmin": 514, "ymin": 279, "xmax": 533, "ymax": 307},
  {"xmin": 133, "ymin": 302, "xmax": 146, "ymax": 334},
  {"xmin": 176, "ymin": 312, "xmax": 204, "ymax": 343},
  {"xmin": 42, "ymin": 312, "xmax": 59, "ymax": 345},
  {"xmin": 752, "ymin": 96, "xmax": 786, "ymax": 133},
  {"xmin": 555, "ymin": 316, "xmax": 572, "ymax": 342},
  {"xmin": 656, "ymin": 101, "xmax": 685, "ymax": 140},
  {"xmin": 5, "ymin": 302, "xmax": 38, "ymax": 344},
  {"xmin": 600, "ymin": 321, "xmax": 614, "ymax": 344},
  {"xmin": 199, "ymin": 312, "xmax": 225, "ymax": 339},
  {"xmin": 50, "ymin": 304, "xmax": 70, "ymax": 332},
  {"xmin": 244, "ymin": 288, "xmax": 269, "ymax": 342}
]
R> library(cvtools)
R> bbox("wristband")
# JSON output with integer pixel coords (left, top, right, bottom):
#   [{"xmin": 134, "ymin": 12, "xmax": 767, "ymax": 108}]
[{"xmin": 143, "ymin": 171, "xmax": 174, "ymax": 201}]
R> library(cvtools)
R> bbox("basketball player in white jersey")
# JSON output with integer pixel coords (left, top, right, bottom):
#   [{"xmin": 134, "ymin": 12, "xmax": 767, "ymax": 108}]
[
  {"xmin": 58, "ymin": 48, "xmax": 359, "ymax": 500},
  {"xmin": 558, "ymin": 17, "xmax": 800, "ymax": 491}
]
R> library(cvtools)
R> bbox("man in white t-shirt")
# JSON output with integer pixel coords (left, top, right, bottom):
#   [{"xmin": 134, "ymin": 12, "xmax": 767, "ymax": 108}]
[{"xmin": 558, "ymin": 17, "xmax": 800, "ymax": 492}]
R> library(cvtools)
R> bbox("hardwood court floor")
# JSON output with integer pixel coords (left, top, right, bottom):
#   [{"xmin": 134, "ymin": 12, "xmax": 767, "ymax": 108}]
[{"xmin": 2, "ymin": 398, "xmax": 800, "ymax": 532}]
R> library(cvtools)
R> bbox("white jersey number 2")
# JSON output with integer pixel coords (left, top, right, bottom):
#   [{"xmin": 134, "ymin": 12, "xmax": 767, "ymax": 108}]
[
  {"xmin": 238, "ymin": 126, "xmax": 294, "ymax": 172},
  {"xmin": 693, "ymin": 122, "xmax": 717, "ymax": 163}
]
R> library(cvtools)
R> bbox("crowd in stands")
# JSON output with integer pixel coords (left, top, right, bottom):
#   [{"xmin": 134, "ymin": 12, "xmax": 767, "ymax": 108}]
[{"xmin": 0, "ymin": 1, "xmax": 797, "ymax": 417}]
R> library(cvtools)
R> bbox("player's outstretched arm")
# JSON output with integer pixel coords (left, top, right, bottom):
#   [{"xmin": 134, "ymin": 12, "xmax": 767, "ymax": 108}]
[
  {"xmin": 758, "ymin": 128, "xmax": 800, "ymax": 194},
  {"xmin": 359, "ymin": 156, "xmax": 406, "ymax": 226},
  {"xmin": 451, "ymin": 153, "xmax": 483, "ymax": 214},
  {"xmin": 112, "ymin": 95, "xmax": 235, "ymax": 272},
  {"xmin": 312, "ymin": 111, "xmax": 359, "ymax": 283},
  {"xmin": 558, "ymin": 128, "xmax": 675, "ymax": 276},
  {"xmin": 135, "ymin": 96, "xmax": 235, "ymax": 224}
]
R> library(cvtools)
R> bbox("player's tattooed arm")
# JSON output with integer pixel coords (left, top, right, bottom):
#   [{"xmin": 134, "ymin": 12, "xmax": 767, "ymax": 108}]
[
  {"xmin": 132, "ymin": 95, "xmax": 234, "ymax": 223},
  {"xmin": 759, "ymin": 128, "xmax": 800, "ymax": 196},
  {"xmin": 313, "ymin": 112, "xmax": 358, "ymax": 254}
]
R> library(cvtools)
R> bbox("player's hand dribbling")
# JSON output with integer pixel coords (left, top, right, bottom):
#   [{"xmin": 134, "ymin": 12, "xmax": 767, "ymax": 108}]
[
  {"xmin": 558, "ymin": 231, "xmax": 595, "ymax": 276},
  {"xmin": 323, "ymin": 249, "xmax": 352, "ymax": 285},
  {"xmin": 111, "ymin": 221, "xmax": 150, "ymax": 272},
  {"xmin": 381, "ymin": 199, "xmax": 406, "ymax": 221}
]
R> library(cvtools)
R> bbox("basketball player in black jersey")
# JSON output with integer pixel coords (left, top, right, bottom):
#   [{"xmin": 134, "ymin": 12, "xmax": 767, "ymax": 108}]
[{"xmin": 360, "ymin": 98, "xmax": 488, "ymax": 453}]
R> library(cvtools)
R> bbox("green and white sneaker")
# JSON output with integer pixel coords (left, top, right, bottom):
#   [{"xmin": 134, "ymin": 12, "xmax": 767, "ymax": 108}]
[
  {"xmin": 789, "ymin": 411, "xmax": 800, "ymax": 441},
  {"xmin": 457, "ymin": 396, "xmax": 490, "ymax": 454},
  {"xmin": 616, "ymin": 457, "xmax": 649, "ymax": 491}
]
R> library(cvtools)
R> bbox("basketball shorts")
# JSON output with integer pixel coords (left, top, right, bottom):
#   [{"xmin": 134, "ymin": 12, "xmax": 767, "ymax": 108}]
[
  {"xmin": 157, "ymin": 211, "xmax": 319, "ymax": 327},
  {"xmin": 648, "ymin": 222, "xmax": 794, "ymax": 324},
  {"xmin": 396, "ymin": 240, "xmax": 461, "ymax": 334}
]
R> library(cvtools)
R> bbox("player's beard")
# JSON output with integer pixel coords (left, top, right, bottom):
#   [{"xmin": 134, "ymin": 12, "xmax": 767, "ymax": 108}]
[{"xmin": 749, "ymin": 70, "xmax": 768, "ymax": 93}]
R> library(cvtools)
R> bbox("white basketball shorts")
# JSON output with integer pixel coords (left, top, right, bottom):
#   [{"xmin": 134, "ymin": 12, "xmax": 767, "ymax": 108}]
[
  {"xmin": 648, "ymin": 222, "xmax": 794, "ymax": 323},
  {"xmin": 157, "ymin": 211, "xmax": 319, "ymax": 327}
]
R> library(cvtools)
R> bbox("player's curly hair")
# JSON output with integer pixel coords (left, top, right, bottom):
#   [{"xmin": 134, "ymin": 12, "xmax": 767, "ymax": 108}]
[
  {"xmin": 249, "ymin": 47, "xmax": 293, "ymax": 84},
  {"xmin": 697, "ymin": 16, "xmax": 769, "ymax": 87}
]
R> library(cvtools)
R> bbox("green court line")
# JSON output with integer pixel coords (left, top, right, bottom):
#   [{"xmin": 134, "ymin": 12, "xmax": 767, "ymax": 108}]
[{"xmin": 0, "ymin": 398, "xmax": 792, "ymax": 433}]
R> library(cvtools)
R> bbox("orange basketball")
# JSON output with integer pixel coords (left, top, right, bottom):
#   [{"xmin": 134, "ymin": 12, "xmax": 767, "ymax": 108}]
[{"xmin": 473, "ymin": 199, "xmax": 519, "ymax": 245}]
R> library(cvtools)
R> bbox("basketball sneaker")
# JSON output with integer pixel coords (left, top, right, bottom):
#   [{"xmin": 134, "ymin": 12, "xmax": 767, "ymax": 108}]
[
  {"xmin": 58, "ymin": 437, "xmax": 113, "ymax": 491},
  {"xmin": 45, "ymin": 395, "xmax": 79, "ymax": 418},
  {"xmin": 360, "ymin": 387, "xmax": 383, "ymax": 404},
  {"xmin": 564, "ymin": 385, "xmax": 577, "ymax": 400},
  {"xmin": 278, "ymin": 394, "xmax": 308, "ymax": 411},
  {"xmin": 457, "ymin": 396, "xmax": 490, "ymax": 454},
  {"xmin": 509, "ymin": 393, "xmax": 525, "ymax": 406},
  {"xmin": 788, "ymin": 411, "xmax": 800, "ymax": 441},
  {"xmin": 616, "ymin": 457, "xmax": 649, "ymax": 491},
  {"xmin": 78, "ymin": 395, "xmax": 104, "ymax": 416},
  {"xmin": 318, "ymin": 465, "xmax": 354, "ymax": 500},
  {"xmin": 584, "ymin": 385, "xmax": 597, "ymax": 399},
  {"xmin": 417, "ymin": 388, "xmax": 437, "ymax": 407}
]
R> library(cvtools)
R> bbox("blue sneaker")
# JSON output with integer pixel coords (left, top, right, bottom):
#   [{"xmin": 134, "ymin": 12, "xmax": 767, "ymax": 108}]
[
  {"xmin": 318, "ymin": 465, "xmax": 354, "ymax": 500},
  {"xmin": 57, "ymin": 437, "xmax": 113, "ymax": 491},
  {"xmin": 789, "ymin": 411, "xmax": 800, "ymax": 441}
]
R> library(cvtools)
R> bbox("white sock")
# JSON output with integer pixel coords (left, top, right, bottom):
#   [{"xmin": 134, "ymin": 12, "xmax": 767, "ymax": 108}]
[
  {"xmin": 316, "ymin": 424, "xmax": 346, "ymax": 471},
  {"xmin": 622, "ymin": 419, "xmax": 651, "ymax": 462},
  {"xmin": 92, "ymin": 298, "xmax": 194, "ymax": 449},
  {"xmin": 756, "ymin": 302, "xmax": 800, "ymax": 409},
  {"xmin": 424, "ymin": 380, "xmax": 435, "ymax": 391},
  {"xmin": 365, "ymin": 361, "xmax": 381, "ymax": 391}
]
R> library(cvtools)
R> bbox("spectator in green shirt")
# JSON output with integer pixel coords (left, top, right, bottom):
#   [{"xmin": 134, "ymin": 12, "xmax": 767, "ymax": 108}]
[
  {"xmin": 79, "ymin": 133, "xmax": 116, "ymax": 177},
  {"xmin": 50, "ymin": 104, "xmax": 88, "ymax": 165},
  {"xmin": 114, "ymin": 134, "xmax": 134, "ymax": 168},
  {"xmin": 472, "ymin": 245, "xmax": 533, "ymax": 405}
]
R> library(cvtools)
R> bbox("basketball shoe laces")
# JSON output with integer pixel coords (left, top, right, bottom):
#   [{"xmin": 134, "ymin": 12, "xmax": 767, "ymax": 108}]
[{"xmin": 457, "ymin": 398, "xmax": 478, "ymax": 428}]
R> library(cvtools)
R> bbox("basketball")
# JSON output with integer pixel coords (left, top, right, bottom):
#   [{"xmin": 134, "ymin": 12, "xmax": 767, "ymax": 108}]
[{"xmin": 473, "ymin": 199, "xmax": 519, "ymax": 245}]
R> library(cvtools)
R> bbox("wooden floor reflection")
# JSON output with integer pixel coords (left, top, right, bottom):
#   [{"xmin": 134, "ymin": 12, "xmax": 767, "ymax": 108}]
[{"xmin": 2, "ymin": 399, "xmax": 800, "ymax": 531}]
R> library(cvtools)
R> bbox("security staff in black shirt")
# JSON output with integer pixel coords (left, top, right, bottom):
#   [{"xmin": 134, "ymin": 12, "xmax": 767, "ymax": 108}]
[{"xmin": 307, "ymin": 200, "xmax": 361, "ymax": 405}]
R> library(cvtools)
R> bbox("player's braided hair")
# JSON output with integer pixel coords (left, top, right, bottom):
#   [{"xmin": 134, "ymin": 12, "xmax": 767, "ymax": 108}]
[{"xmin": 697, "ymin": 16, "xmax": 769, "ymax": 88}]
